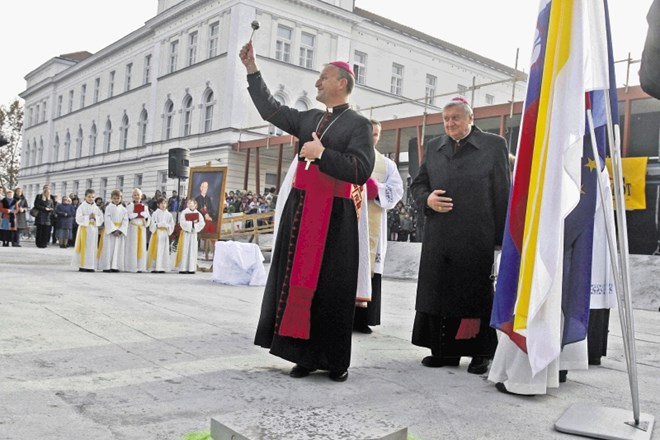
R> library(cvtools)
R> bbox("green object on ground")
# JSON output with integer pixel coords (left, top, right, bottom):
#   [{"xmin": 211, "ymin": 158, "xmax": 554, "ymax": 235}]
[{"xmin": 183, "ymin": 431, "xmax": 211, "ymax": 440}]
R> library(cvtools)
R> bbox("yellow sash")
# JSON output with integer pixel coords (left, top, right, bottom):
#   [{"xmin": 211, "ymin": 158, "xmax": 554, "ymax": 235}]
[
  {"xmin": 75, "ymin": 226, "xmax": 87, "ymax": 266},
  {"xmin": 175, "ymin": 230, "xmax": 185, "ymax": 267},
  {"xmin": 368, "ymin": 152, "xmax": 387, "ymax": 274},
  {"xmin": 97, "ymin": 230, "xmax": 104, "ymax": 259},
  {"xmin": 132, "ymin": 220, "xmax": 144, "ymax": 259},
  {"xmin": 147, "ymin": 230, "xmax": 159, "ymax": 268}
]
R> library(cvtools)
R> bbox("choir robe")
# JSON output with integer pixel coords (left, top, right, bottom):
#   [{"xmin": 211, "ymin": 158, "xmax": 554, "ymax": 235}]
[
  {"xmin": 247, "ymin": 71, "xmax": 374, "ymax": 373},
  {"xmin": 355, "ymin": 152, "xmax": 404, "ymax": 326},
  {"xmin": 99, "ymin": 203, "xmax": 128, "ymax": 271},
  {"xmin": 148, "ymin": 209, "xmax": 174, "ymax": 272},
  {"xmin": 176, "ymin": 208, "xmax": 205, "ymax": 273},
  {"xmin": 124, "ymin": 202, "xmax": 151, "ymax": 272},
  {"xmin": 72, "ymin": 201, "xmax": 104, "ymax": 270}
]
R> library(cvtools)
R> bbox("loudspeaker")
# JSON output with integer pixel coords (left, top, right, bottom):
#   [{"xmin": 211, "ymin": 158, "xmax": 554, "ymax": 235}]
[{"xmin": 168, "ymin": 148, "xmax": 190, "ymax": 179}]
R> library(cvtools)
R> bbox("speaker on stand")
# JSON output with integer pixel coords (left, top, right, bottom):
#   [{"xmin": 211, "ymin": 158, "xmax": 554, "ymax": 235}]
[{"xmin": 168, "ymin": 148, "xmax": 190, "ymax": 225}]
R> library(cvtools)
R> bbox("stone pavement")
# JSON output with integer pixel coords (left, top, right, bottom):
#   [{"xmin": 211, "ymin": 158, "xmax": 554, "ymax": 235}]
[{"xmin": 0, "ymin": 240, "xmax": 658, "ymax": 440}]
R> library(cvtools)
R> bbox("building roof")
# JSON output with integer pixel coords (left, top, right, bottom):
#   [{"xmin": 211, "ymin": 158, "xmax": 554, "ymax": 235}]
[
  {"xmin": 354, "ymin": 7, "xmax": 526, "ymax": 79},
  {"xmin": 58, "ymin": 51, "xmax": 94, "ymax": 63}
]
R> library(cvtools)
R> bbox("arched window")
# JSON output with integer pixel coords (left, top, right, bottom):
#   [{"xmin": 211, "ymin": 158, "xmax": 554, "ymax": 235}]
[
  {"xmin": 138, "ymin": 109, "xmax": 148, "ymax": 146},
  {"xmin": 164, "ymin": 100, "xmax": 175, "ymax": 140},
  {"xmin": 53, "ymin": 134, "xmax": 60, "ymax": 162},
  {"xmin": 294, "ymin": 99, "xmax": 309, "ymax": 111},
  {"xmin": 24, "ymin": 140, "xmax": 31, "ymax": 167},
  {"xmin": 182, "ymin": 95, "xmax": 193, "ymax": 137},
  {"xmin": 104, "ymin": 119, "xmax": 112, "ymax": 152},
  {"xmin": 120, "ymin": 114, "xmax": 129, "ymax": 149},
  {"xmin": 203, "ymin": 90, "xmax": 214, "ymax": 133},
  {"xmin": 38, "ymin": 138, "xmax": 44, "ymax": 164},
  {"xmin": 76, "ymin": 127, "xmax": 84, "ymax": 158},
  {"xmin": 64, "ymin": 131, "xmax": 71, "ymax": 161},
  {"xmin": 90, "ymin": 123, "xmax": 97, "ymax": 155}
]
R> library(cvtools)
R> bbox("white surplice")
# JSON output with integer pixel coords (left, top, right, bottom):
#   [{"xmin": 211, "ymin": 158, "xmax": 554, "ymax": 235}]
[
  {"xmin": 124, "ymin": 202, "xmax": 151, "ymax": 272},
  {"xmin": 71, "ymin": 201, "xmax": 105, "ymax": 270},
  {"xmin": 99, "ymin": 203, "xmax": 128, "ymax": 271},
  {"xmin": 148, "ymin": 209, "xmax": 174, "ymax": 272}
]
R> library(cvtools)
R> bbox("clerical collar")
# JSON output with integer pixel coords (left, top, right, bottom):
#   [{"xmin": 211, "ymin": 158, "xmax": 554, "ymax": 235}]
[{"xmin": 326, "ymin": 103, "xmax": 350, "ymax": 113}]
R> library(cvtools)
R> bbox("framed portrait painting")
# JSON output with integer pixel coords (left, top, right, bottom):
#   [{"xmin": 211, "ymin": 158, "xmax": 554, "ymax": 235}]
[{"xmin": 186, "ymin": 166, "xmax": 228, "ymax": 240}]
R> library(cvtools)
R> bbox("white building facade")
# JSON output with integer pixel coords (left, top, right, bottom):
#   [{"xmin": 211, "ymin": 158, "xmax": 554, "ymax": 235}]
[{"xmin": 19, "ymin": 0, "xmax": 526, "ymax": 204}]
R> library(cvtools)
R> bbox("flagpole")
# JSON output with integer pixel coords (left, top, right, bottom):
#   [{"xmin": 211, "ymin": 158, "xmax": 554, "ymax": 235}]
[
  {"xmin": 556, "ymin": 106, "xmax": 654, "ymax": 440},
  {"xmin": 602, "ymin": 93, "xmax": 642, "ymax": 425}
]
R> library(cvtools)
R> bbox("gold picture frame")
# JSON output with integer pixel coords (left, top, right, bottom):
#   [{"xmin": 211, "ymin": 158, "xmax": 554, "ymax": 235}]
[{"xmin": 186, "ymin": 166, "xmax": 228, "ymax": 240}]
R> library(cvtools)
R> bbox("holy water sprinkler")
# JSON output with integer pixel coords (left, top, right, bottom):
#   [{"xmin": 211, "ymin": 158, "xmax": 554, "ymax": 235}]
[{"xmin": 249, "ymin": 20, "xmax": 260, "ymax": 41}]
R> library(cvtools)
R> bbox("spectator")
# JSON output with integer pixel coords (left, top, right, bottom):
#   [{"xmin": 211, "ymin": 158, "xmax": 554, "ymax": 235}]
[
  {"xmin": 13, "ymin": 187, "xmax": 29, "ymax": 247},
  {"xmin": 33, "ymin": 185, "xmax": 55, "ymax": 248}
]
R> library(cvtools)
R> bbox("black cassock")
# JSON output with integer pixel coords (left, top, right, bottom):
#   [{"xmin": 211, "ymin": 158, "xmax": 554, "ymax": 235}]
[
  {"xmin": 410, "ymin": 126, "xmax": 510, "ymax": 359},
  {"xmin": 247, "ymin": 72, "xmax": 374, "ymax": 372}
]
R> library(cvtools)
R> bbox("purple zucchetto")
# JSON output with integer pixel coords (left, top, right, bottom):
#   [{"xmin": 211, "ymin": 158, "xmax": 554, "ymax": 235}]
[{"xmin": 328, "ymin": 61, "xmax": 355, "ymax": 77}]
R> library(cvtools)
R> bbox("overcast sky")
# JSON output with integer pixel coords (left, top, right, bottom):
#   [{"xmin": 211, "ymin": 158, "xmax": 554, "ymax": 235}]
[{"xmin": 0, "ymin": 0, "xmax": 652, "ymax": 108}]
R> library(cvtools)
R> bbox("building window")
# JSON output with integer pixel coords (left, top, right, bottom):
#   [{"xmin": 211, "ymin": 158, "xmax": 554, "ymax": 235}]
[
  {"xmin": 51, "ymin": 183, "xmax": 56, "ymax": 196},
  {"xmin": 94, "ymin": 78, "xmax": 100, "ymax": 103},
  {"xmin": 104, "ymin": 119, "xmax": 112, "ymax": 152},
  {"xmin": 299, "ymin": 32, "xmax": 314, "ymax": 69},
  {"xmin": 38, "ymin": 139, "xmax": 44, "ymax": 164},
  {"xmin": 64, "ymin": 131, "xmax": 71, "ymax": 160},
  {"xmin": 76, "ymin": 127, "xmax": 83, "ymax": 158},
  {"xmin": 73, "ymin": 181, "xmax": 80, "ymax": 196},
  {"xmin": 457, "ymin": 84, "xmax": 468, "ymax": 95},
  {"xmin": 208, "ymin": 22, "xmax": 219, "ymax": 58},
  {"xmin": 53, "ymin": 135, "xmax": 59, "ymax": 162},
  {"xmin": 90, "ymin": 123, "xmax": 97, "ymax": 155},
  {"xmin": 138, "ymin": 109, "xmax": 148, "ymax": 146},
  {"xmin": 353, "ymin": 51, "xmax": 367, "ymax": 85},
  {"xmin": 109, "ymin": 71, "xmax": 116, "ymax": 98},
  {"xmin": 68, "ymin": 90, "xmax": 74, "ymax": 113},
  {"xmin": 24, "ymin": 141, "xmax": 30, "ymax": 167},
  {"xmin": 275, "ymin": 25, "xmax": 292, "ymax": 63},
  {"xmin": 426, "ymin": 74, "xmax": 437, "ymax": 105},
  {"xmin": 100, "ymin": 177, "xmax": 108, "ymax": 201},
  {"xmin": 485, "ymin": 93, "xmax": 495, "ymax": 105},
  {"xmin": 85, "ymin": 179, "xmax": 92, "ymax": 193},
  {"xmin": 41, "ymin": 101, "xmax": 47, "ymax": 122},
  {"xmin": 120, "ymin": 114, "xmax": 129, "ymax": 149},
  {"xmin": 125, "ymin": 63, "xmax": 133, "ymax": 92},
  {"xmin": 391, "ymin": 63, "xmax": 403, "ymax": 96},
  {"xmin": 265, "ymin": 172, "xmax": 277, "ymax": 186},
  {"xmin": 164, "ymin": 100, "xmax": 175, "ymax": 140},
  {"xmin": 35, "ymin": 105, "xmax": 40, "ymax": 124},
  {"xmin": 61, "ymin": 182, "xmax": 67, "ymax": 198},
  {"xmin": 80, "ymin": 84, "xmax": 87, "ymax": 108},
  {"xmin": 182, "ymin": 95, "xmax": 193, "ymax": 136},
  {"xmin": 204, "ymin": 91, "xmax": 214, "ymax": 133},
  {"xmin": 57, "ymin": 96, "xmax": 63, "ymax": 118},
  {"xmin": 187, "ymin": 31, "xmax": 198, "ymax": 66},
  {"xmin": 116, "ymin": 176, "xmax": 124, "ymax": 194},
  {"xmin": 28, "ymin": 107, "xmax": 33, "ymax": 126},
  {"xmin": 158, "ymin": 170, "xmax": 168, "ymax": 194},
  {"xmin": 143, "ymin": 55, "xmax": 152, "ymax": 84},
  {"xmin": 134, "ymin": 174, "xmax": 143, "ymax": 188},
  {"xmin": 169, "ymin": 40, "xmax": 179, "ymax": 73}
]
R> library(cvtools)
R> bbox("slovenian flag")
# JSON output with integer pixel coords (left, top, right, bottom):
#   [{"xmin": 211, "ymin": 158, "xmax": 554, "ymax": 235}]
[{"xmin": 490, "ymin": 0, "xmax": 618, "ymax": 375}]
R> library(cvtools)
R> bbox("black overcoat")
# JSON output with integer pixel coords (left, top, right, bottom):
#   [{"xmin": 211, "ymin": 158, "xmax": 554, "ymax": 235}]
[
  {"xmin": 248, "ymin": 72, "xmax": 374, "ymax": 372},
  {"xmin": 410, "ymin": 126, "xmax": 510, "ymax": 318}
]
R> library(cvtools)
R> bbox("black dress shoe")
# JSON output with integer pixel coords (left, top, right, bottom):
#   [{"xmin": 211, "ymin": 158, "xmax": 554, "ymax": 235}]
[
  {"xmin": 353, "ymin": 324, "xmax": 373, "ymax": 334},
  {"xmin": 559, "ymin": 370, "xmax": 568, "ymax": 383},
  {"xmin": 328, "ymin": 370, "xmax": 348, "ymax": 382},
  {"xmin": 421, "ymin": 356, "xmax": 460, "ymax": 368},
  {"xmin": 467, "ymin": 357, "xmax": 490, "ymax": 375},
  {"xmin": 588, "ymin": 357, "xmax": 602, "ymax": 366},
  {"xmin": 495, "ymin": 382, "xmax": 536, "ymax": 396},
  {"xmin": 289, "ymin": 365, "xmax": 316, "ymax": 378}
]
